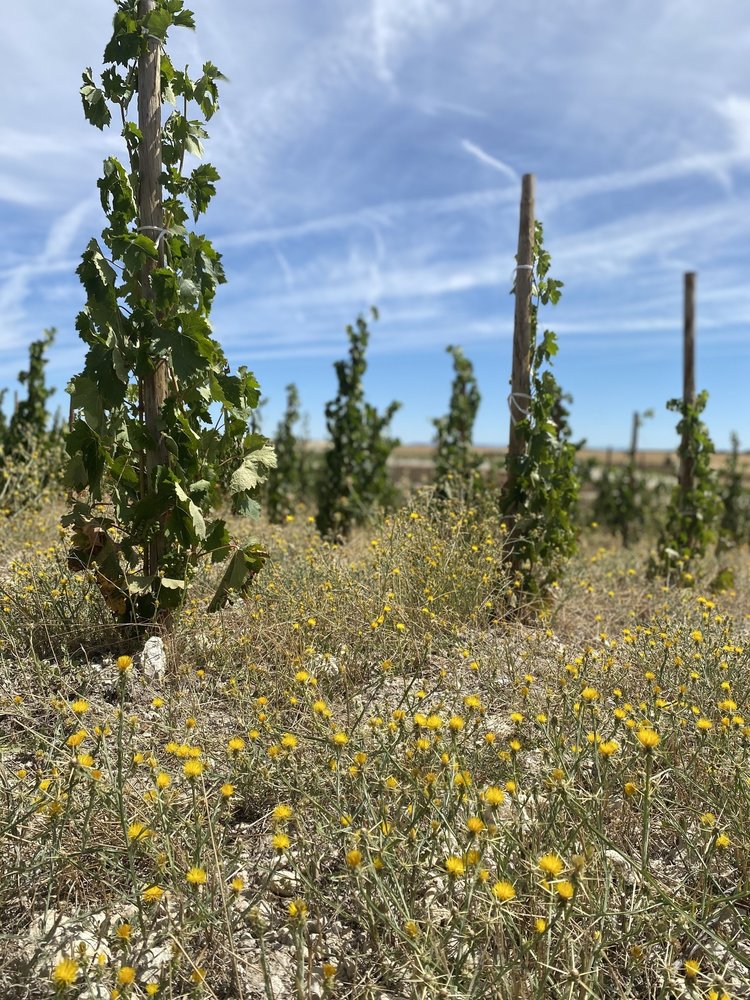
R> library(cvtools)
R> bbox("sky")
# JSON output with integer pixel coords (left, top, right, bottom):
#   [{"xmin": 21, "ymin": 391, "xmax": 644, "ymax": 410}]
[{"xmin": 1, "ymin": 0, "xmax": 750, "ymax": 449}]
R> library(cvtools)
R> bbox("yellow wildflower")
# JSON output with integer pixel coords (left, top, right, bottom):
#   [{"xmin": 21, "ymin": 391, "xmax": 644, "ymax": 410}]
[{"xmin": 492, "ymin": 880, "xmax": 516, "ymax": 901}]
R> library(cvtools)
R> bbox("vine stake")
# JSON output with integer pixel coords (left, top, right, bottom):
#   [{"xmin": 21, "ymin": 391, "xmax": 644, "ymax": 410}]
[
  {"xmin": 138, "ymin": 0, "xmax": 170, "ymax": 579},
  {"xmin": 505, "ymin": 172, "xmax": 535, "ymax": 508}
]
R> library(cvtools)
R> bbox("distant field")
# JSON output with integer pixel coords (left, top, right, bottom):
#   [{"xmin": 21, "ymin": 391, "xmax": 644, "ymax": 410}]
[
  {"xmin": 309, "ymin": 441, "xmax": 749, "ymax": 488},
  {"xmin": 391, "ymin": 443, "xmax": 744, "ymax": 469}
]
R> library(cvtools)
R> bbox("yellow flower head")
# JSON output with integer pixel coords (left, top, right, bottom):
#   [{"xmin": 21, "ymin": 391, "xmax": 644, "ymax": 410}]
[
  {"xmin": 51, "ymin": 957, "xmax": 79, "ymax": 987},
  {"xmin": 555, "ymin": 880, "xmax": 575, "ymax": 901},
  {"xmin": 127, "ymin": 822, "xmax": 152, "ymax": 843},
  {"xmin": 288, "ymin": 898, "xmax": 308, "ymax": 919},
  {"xmin": 538, "ymin": 853, "xmax": 564, "ymax": 877},
  {"xmin": 483, "ymin": 785, "xmax": 505, "ymax": 807},
  {"xmin": 444, "ymin": 855, "xmax": 465, "ymax": 877},
  {"xmin": 683, "ymin": 958, "xmax": 700, "ymax": 979},
  {"xmin": 492, "ymin": 880, "xmax": 516, "ymax": 902},
  {"xmin": 273, "ymin": 832, "xmax": 290, "ymax": 852},
  {"xmin": 635, "ymin": 727, "xmax": 660, "ymax": 750}
]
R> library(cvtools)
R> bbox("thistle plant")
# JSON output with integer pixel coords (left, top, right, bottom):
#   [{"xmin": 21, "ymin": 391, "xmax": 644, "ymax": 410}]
[
  {"xmin": 316, "ymin": 309, "xmax": 400, "ymax": 541},
  {"xmin": 63, "ymin": 0, "xmax": 274, "ymax": 624},
  {"xmin": 432, "ymin": 345, "xmax": 482, "ymax": 499}
]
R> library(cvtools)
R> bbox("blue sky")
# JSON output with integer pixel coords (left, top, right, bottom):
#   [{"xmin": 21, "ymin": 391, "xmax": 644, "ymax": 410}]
[{"xmin": 1, "ymin": 0, "xmax": 750, "ymax": 449}]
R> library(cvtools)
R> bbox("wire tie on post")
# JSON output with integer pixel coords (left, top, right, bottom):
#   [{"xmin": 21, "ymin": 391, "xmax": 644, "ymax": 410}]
[
  {"xmin": 137, "ymin": 225, "xmax": 171, "ymax": 247},
  {"xmin": 507, "ymin": 392, "xmax": 532, "ymax": 426},
  {"xmin": 510, "ymin": 263, "xmax": 536, "ymax": 290}
]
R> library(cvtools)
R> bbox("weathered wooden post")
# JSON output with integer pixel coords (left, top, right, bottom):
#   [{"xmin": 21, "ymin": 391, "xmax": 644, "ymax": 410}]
[
  {"xmin": 505, "ymin": 173, "xmax": 535, "ymax": 499},
  {"xmin": 138, "ymin": 0, "xmax": 170, "ymax": 577},
  {"xmin": 679, "ymin": 272, "xmax": 696, "ymax": 499},
  {"xmin": 629, "ymin": 411, "xmax": 641, "ymax": 466}
]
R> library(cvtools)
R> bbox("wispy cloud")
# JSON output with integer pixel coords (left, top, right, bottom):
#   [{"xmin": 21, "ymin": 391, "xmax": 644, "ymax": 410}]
[
  {"xmin": 715, "ymin": 94, "xmax": 750, "ymax": 155},
  {"xmin": 0, "ymin": 199, "xmax": 93, "ymax": 351},
  {"xmin": 2, "ymin": 0, "xmax": 750, "ymax": 446},
  {"xmin": 460, "ymin": 140, "xmax": 519, "ymax": 185}
]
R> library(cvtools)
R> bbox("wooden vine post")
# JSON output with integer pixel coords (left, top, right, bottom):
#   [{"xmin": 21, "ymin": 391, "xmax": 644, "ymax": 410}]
[
  {"xmin": 628, "ymin": 410, "xmax": 640, "ymax": 495},
  {"xmin": 505, "ymin": 173, "xmax": 535, "ymax": 503},
  {"xmin": 629, "ymin": 411, "xmax": 641, "ymax": 466},
  {"xmin": 679, "ymin": 272, "xmax": 696, "ymax": 500},
  {"xmin": 138, "ymin": 0, "xmax": 170, "ymax": 577}
]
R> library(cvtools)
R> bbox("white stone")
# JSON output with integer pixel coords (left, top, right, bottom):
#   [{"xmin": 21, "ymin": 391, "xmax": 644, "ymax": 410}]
[
  {"xmin": 141, "ymin": 636, "xmax": 167, "ymax": 680},
  {"xmin": 140, "ymin": 943, "xmax": 172, "ymax": 975},
  {"xmin": 79, "ymin": 986, "xmax": 110, "ymax": 1000}
]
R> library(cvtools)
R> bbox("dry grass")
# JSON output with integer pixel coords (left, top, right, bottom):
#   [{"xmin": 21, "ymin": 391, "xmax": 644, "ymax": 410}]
[{"xmin": 0, "ymin": 490, "xmax": 749, "ymax": 999}]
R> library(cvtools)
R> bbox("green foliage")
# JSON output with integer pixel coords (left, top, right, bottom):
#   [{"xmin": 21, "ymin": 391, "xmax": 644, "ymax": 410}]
[
  {"xmin": 649, "ymin": 390, "xmax": 719, "ymax": 581},
  {"xmin": 500, "ymin": 222, "xmax": 581, "ymax": 600},
  {"xmin": 717, "ymin": 432, "xmax": 749, "ymax": 553},
  {"xmin": 432, "ymin": 345, "xmax": 482, "ymax": 499},
  {"xmin": 64, "ymin": 1, "xmax": 274, "ymax": 624},
  {"xmin": 266, "ymin": 383, "xmax": 311, "ymax": 523},
  {"xmin": 593, "ymin": 465, "xmax": 640, "ymax": 546},
  {"xmin": 316, "ymin": 310, "xmax": 400, "ymax": 541},
  {"xmin": 0, "ymin": 330, "xmax": 64, "ymax": 517},
  {"xmin": 591, "ymin": 411, "xmax": 657, "ymax": 546},
  {"xmin": 592, "ymin": 463, "xmax": 669, "ymax": 547},
  {"xmin": 4, "ymin": 329, "xmax": 56, "ymax": 457}
]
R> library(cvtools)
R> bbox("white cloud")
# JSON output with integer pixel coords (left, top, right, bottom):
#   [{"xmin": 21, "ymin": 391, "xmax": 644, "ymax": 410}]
[
  {"xmin": 715, "ymin": 94, "xmax": 750, "ymax": 155},
  {"xmin": 2, "ymin": 0, "xmax": 750, "ymax": 446},
  {"xmin": 460, "ymin": 141, "xmax": 519, "ymax": 185},
  {"xmin": 0, "ymin": 198, "xmax": 93, "ymax": 350}
]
